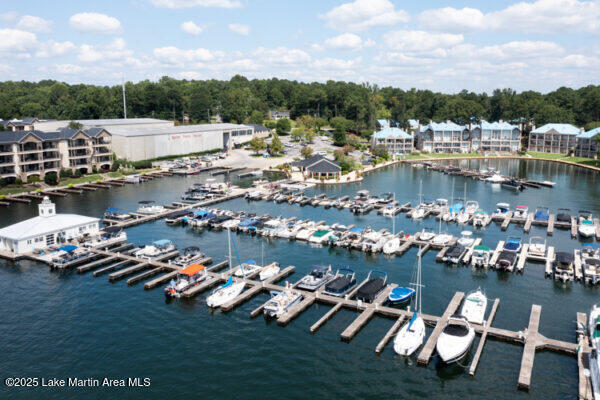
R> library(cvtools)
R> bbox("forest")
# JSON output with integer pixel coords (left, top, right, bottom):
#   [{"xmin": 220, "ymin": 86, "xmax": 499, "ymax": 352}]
[{"xmin": 1, "ymin": 76, "xmax": 599, "ymax": 134}]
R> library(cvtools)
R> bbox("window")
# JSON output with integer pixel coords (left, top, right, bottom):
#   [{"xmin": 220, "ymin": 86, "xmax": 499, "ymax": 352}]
[
  {"xmin": 27, "ymin": 239, "xmax": 32, "ymax": 245},
  {"xmin": 46, "ymin": 234, "xmax": 54, "ymax": 246}
]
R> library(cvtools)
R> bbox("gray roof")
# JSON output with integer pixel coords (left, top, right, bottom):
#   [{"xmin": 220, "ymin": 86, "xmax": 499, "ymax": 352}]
[
  {"xmin": 74, "ymin": 118, "xmax": 170, "ymax": 126},
  {"xmin": 107, "ymin": 123, "xmax": 250, "ymax": 137},
  {"xmin": 245, "ymin": 123, "xmax": 269, "ymax": 133},
  {"xmin": 292, "ymin": 154, "xmax": 327, "ymax": 168},
  {"xmin": 0, "ymin": 128, "xmax": 104, "ymax": 144},
  {"xmin": 306, "ymin": 158, "xmax": 341, "ymax": 173}
]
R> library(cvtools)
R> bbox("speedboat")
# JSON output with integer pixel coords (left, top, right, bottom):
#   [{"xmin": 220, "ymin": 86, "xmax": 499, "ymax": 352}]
[
  {"xmin": 419, "ymin": 228, "xmax": 436, "ymax": 242},
  {"xmin": 442, "ymin": 202, "xmax": 463, "ymax": 222},
  {"xmin": 436, "ymin": 315, "xmax": 475, "ymax": 364},
  {"xmin": 504, "ymin": 236, "xmax": 522, "ymax": 253},
  {"xmin": 502, "ymin": 179, "xmax": 525, "ymax": 191},
  {"xmin": 133, "ymin": 239, "xmax": 176, "ymax": 259},
  {"xmin": 588, "ymin": 305, "xmax": 600, "ymax": 400},
  {"xmin": 309, "ymin": 229, "xmax": 333, "ymax": 245},
  {"xmin": 443, "ymin": 245, "xmax": 467, "ymax": 264},
  {"xmin": 464, "ymin": 200, "xmax": 479, "ymax": 215},
  {"xmin": 382, "ymin": 203, "xmax": 400, "ymax": 216},
  {"xmin": 492, "ymin": 203, "xmax": 510, "ymax": 218},
  {"xmin": 171, "ymin": 246, "xmax": 206, "ymax": 267},
  {"xmin": 460, "ymin": 288, "xmax": 487, "ymax": 325},
  {"xmin": 553, "ymin": 251, "xmax": 575, "ymax": 282},
  {"xmin": 206, "ymin": 276, "xmax": 246, "ymax": 308},
  {"xmin": 388, "ymin": 286, "xmax": 415, "ymax": 304},
  {"xmin": 136, "ymin": 200, "xmax": 166, "ymax": 215},
  {"xmin": 234, "ymin": 260, "xmax": 262, "ymax": 277},
  {"xmin": 514, "ymin": 205, "xmax": 529, "ymax": 219},
  {"xmin": 528, "ymin": 236, "xmax": 547, "ymax": 258},
  {"xmin": 486, "ymin": 173, "xmax": 505, "ymax": 183},
  {"xmin": 457, "ymin": 231, "xmax": 475, "ymax": 247},
  {"xmin": 579, "ymin": 211, "xmax": 596, "ymax": 238},
  {"xmin": 82, "ymin": 227, "xmax": 127, "ymax": 248},
  {"xmin": 382, "ymin": 236, "xmax": 400, "ymax": 254},
  {"xmin": 263, "ymin": 285, "xmax": 303, "ymax": 318},
  {"xmin": 164, "ymin": 264, "xmax": 209, "ymax": 298},
  {"xmin": 259, "ymin": 262, "xmax": 281, "ymax": 281},
  {"xmin": 296, "ymin": 223, "xmax": 318, "ymax": 241},
  {"xmin": 244, "ymin": 190, "xmax": 263, "ymax": 200},
  {"xmin": 496, "ymin": 250, "xmax": 517, "ymax": 271},
  {"xmin": 432, "ymin": 232, "xmax": 453, "ymax": 246},
  {"xmin": 471, "ymin": 245, "xmax": 491, "ymax": 268},
  {"xmin": 296, "ymin": 265, "xmax": 334, "ymax": 291},
  {"xmin": 434, "ymin": 198, "xmax": 449, "ymax": 213},
  {"xmin": 556, "ymin": 208, "xmax": 571, "ymax": 224},
  {"xmin": 472, "ymin": 210, "xmax": 491, "ymax": 228},
  {"xmin": 355, "ymin": 270, "xmax": 387, "ymax": 303},
  {"xmin": 533, "ymin": 206, "xmax": 550, "ymax": 222},
  {"xmin": 582, "ymin": 244, "xmax": 600, "ymax": 285},
  {"xmin": 323, "ymin": 268, "xmax": 357, "ymax": 297}
]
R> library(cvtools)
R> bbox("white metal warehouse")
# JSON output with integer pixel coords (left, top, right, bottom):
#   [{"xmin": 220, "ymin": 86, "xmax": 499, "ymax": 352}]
[{"xmin": 108, "ymin": 123, "xmax": 254, "ymax": 161}]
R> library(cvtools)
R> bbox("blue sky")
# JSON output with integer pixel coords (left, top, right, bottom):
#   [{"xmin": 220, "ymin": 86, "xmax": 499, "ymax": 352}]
[{"xmin": 1, "ymin": 0, "xmax": 599, "ymax": 93}]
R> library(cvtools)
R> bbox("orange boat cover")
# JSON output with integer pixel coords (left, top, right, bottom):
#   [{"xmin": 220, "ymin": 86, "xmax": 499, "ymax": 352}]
[{"xmin": 180, "ymin": 264, "xmax": 205, "ymax": 276}]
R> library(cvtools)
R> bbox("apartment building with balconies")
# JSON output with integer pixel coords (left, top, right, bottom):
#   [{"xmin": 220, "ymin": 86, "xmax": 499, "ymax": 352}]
[
  {"xmin": 370, "ymin": 127, "xmax": 414, "ymax": 156},
  {"xmin": 575, "ymin": 127, "xmax": 600, "ymax": 159},
  {"xmin": 0, "ymin": 128, "xmax": 112, "ymax": 183},
  {"xmin": 528, "ymin": 123, "xmax": 580, "ymax": 154},
  {"xmin": 469, "ymin": 120, "xmax": 521, "ymax": 152},
  {"xmin": 417, "ymin": 121, "xmax": 471, "ymax": 153}
]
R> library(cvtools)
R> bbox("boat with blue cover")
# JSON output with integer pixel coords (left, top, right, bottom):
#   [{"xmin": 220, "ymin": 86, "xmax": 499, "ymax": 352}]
[
  {"xmin": 534, "ymin": 206, "xmax": 550, "ymax": 222},
  {"xmin": 388, "ymin": 286, "xmax": 415, "ymax": 304}
]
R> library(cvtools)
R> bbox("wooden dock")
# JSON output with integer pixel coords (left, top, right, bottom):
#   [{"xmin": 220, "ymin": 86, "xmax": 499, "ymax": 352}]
[
  {"xmin": 463, "ymin": 238, "xmax": 482, "ymax": 265},
  {"xmin": 595, "ymin": 218, "xmax": 600, "ymax": 240},
  {"xmin": 489, "ymin": 241, "xmax": 505, "ymax": 267},
  {"xmin": 523, "ymin": 213, "xmax": 534, "ymax": 233},
  {"xmin": 501, "ymin": 211, "xmax": 513, "ymax": 231},
  {"xmin": 310, "ymin": 303, "xmax": 343, "ymax": 333},
  {"xmin": 571, "ymin": 217, "xmax": 579, "ymax": 238},
  {"xmin": 577, "ymin": 312, "xmax": 593, "ymax": 400},
  {"xmin": 417, "ymin": 292, "xmax": 464, "ymax": 365},
  {"xmin": 517, "ymin": 305, "xmax": 542, "ymax": 391},
  {"xmin": 547, "ymin": 214, "xmax": 555, "ymax": 235},
  {"xmin": 340, "ymin": 284, "xmax": 396, "ymax": 342},
  {"xmin": 375, "ymin": 315, "xmax": 406, "ymax": 354},
  {"xmin": 515, "ymin": 244, "xmax": 529, "ymax": 273},
  {"xmin": 469, "ymin": 298, "xmax": 499, "ymax": 376},
  {"xmin": 545, "ymin": 246, "xmax": 555, "ymax": 277}
]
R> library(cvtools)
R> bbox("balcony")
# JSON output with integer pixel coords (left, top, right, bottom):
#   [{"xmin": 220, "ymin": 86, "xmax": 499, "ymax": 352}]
[{"xmin": 94, "ymin": 147, "xmax": 111, "ymax": 154}]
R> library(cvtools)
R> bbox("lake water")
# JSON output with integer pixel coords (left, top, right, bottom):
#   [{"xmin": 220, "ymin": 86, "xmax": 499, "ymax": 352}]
[{"xmin": 1, "ymin": 159, "xmax": 599, "ymax": 400}]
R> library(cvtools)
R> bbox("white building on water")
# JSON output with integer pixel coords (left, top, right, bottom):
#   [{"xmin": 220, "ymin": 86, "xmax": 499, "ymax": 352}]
[{"xmin": 0, "ymin": 197, "xmax": 99, "ymax": 254}]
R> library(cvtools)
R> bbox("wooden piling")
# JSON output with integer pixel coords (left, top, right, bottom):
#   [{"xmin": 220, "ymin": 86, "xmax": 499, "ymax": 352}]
[
  {"xmin": 547, "ymin": 214, "xmax": 555, "ymax": 236},
  {"xmin": 311, "ymin": 303, "xmax": 343, "ymax": 333},
  {"xmin": 469, "ymin": 298, "xmax": 500, "ymax": 376},
  {"xmin": 517, "ymin": 305, "xmax": 542, "ymax": 391},
  {"xmin": 375, "ymin": 316, "xmax": 406, "ymax": 354},
  {"xmin": 524, "ymin": 213, "xmax": 534, "ymax": 233},
  {"xmin": 76, "ymin": 255, "xmax": 117, "ymax": 273},
  {"xmin": 501, "ymin": 211, "xmax": 513, "ymax": 231}
]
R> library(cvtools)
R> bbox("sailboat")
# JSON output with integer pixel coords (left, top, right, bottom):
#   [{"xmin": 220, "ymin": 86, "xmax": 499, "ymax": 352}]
[
  {"xmin": 383, "ymin": 209, "xmax": 400, "ymax": 254},
  {"xmin": 206, "ymin": 230, "xmax": 246, "ymax": 308},
  {"xmin": 393, "ymin": 251, "xmax": 426, "ymax": 356}
]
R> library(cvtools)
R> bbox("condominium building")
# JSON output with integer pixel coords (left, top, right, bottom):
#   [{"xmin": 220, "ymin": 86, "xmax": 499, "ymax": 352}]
[
  {"xmin": 528, "ymin": 123, "xmax": 580, "ymax": 154},
  {"xmin": 575, "ymin": 127, "xmax": 600, "ymax": 159},
  {"xmin": 469, "ymin": 120, "xmax": 521, "ymax": 152},
  {"xmin": 2, "ymin": 117, "xmax": 56, "ymax": 131},
  {"xmin": 370, "ymin": 127, "xmax": 414, "ymax": 156},
  {"xmin": 417, "ymin": 121, "xmax": 471, "ymax": 153},
  {"xmin": 0, "ymin": 128, "xmax": 112, "ymax": 183}
]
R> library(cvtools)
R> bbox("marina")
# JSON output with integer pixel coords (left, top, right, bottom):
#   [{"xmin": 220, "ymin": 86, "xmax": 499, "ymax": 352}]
[{"xmin": 1, "ymin": 158, "xmax": 599, "ymax": 399}]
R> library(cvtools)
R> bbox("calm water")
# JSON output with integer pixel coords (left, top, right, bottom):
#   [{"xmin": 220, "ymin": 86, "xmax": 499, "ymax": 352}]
[{"xmin": 1, "ymin": 160, "xmax": 599, "ymax": 400}]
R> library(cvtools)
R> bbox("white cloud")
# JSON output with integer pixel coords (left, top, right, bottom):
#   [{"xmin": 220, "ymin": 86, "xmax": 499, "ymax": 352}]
[
  {"xmin": 0, "ymin": 29, "xmax": 37, "ymax": 52},
  {"xmin": 69, "ymin": 12, "xmax": 122, "ymax": 34},
  {"xmin": 153, "ymin": 46, "xmax": 216, "ymax": 64},
  {"xmin": 310, "ymin": 43, "xmax": 325, "ymax": 52},
  {"xmin": 54, "ymin": 64, "xmax": 84, "ymax": 74},
  {"xmin": 16, "ymin": 15, "xmax": 53, "ymax": 33},
  {"xmin": 149, "ymin": 0, "xmax": 242, "ymax": 9},
  {"xmin": 35, "ymin": 40, "xmax": 77, "ymax": 58},
  {"xmin": 419, "ymin": 0, "xmax": 600, "ymax": 33},
  {"xmin": 418, "ymin": 7, "xmax": 485, "ymax": 33},
  {"xmin": 181, "ymin": 21, "xmax": 205, "ymax": 35},
  {"xmin": 319, "ymin": 0, "xmax": 409, "ymax": 32},
  {"xmin": 324, "ymin": 33, "xmax": 364, "ymax": 50},
  {"xmin": 228, "ymin": 23, "xmax": 250, "ymax": 36},
  {"xmin": 252, "ymin": 47, "xmax": 311, "ymax": 65},
  {"xmin": 383, "ymin": 30, "xmax": 463, "ymax": 53},
  {"xmin": 0, "ymin": 11, "xmax": 18, "ymax": 22},
  {"xmin": 79, "ymin": 38, "xmax": 133, "ymax": 62},
  {"xmin": 313, "ymin": 57, "xmax": 360, "ymax": 70},
  {"xmin": 449, "ymin": 41, "xmax": 564, "ymax": 61}
]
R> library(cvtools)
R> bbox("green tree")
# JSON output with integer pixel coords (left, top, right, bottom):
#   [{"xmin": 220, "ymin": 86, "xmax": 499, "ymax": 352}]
[
  {"xmin": 264, "ymin": 121, "xmax": 276, "ymax": 129},
  {"xmin": 315, "ymin": 117, "xmax": 327, "ymax": 132},
  {"xmin": 305, "ymin": 130, "xmax": 316, "ymax": 143},
  {"xmin": 291, "ymin": 128, "xmax": 305, "ymax": 142},
  {"xmin": 270, "ymin": 133, "xmax": 283, "ymax": 155},
  {"xmin": 276, "ymin": 118, "xmax": 291, "ymax": 135},
  {"xmin": 249, "ymin": 137, "xmax": 266, "ymax": 155},
  {"xmin": 249, "ymin": 110, "xmax": 265, "ymax": 125},
  {"xmin": 44, "ymin": 172, "xmax": 58, "ymax": 185},
  {"xmin": 68, "ymin": 121, "xmax": 83, "ymax": 129},
  {"xmin": 296, "ymin": 115, "xmax": 314, "ymax": 130},
  {"xmin": 300, "ymin": 146, "xmax": 313, "ymax": 159},
  {"xmin": 372, "ymin": 144, "xmax": 389, "ymax": 159}
]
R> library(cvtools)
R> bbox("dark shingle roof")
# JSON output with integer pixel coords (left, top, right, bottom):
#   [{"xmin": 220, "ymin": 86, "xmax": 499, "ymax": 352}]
[
  {"xmin": 245, "ymin": 123, "xmax": 269, "ymax": 133},
  {"xmin": 306, "ymin": 159, "xmax": 341, "ymax": 173},
  {"xmin": 292, "ymin": 154, "xmax": 327, "ymax": 168}
]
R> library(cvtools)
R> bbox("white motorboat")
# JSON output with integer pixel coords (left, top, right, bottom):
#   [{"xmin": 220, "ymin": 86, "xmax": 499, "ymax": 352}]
[
  {"xmin": 419, "ymin": 228, "xmax": 436, "ymax": 242},
  {"xmin": 579, "ymin": 211, "xmax": 596, "ymax": 238},
  {"xmin": 492, "ymin": 202, "xmax": 511, "ymax": 218},
  {"xmin": 457, "ymin": 231, "xmax": 474, "ymax": 247},
  {"xmin": 528, "ymin": 236, "xmax": 547, "ymax": 258},
  {"xmin": 136, "ymin": 200, "xmax": 166, "ymax": 215},
  {"xmin": 472, "ymin": 210, "xmax": 491, "ymax": 228},
  {"xmin": 456, "ymin": 211, "xmax": 470, "ymax": 225},
  {"xmin": 582, "ymin": 245, "xmax": 600, "ymax": 285},
  {"xmin": 234, "ymin": 260, "xmax": 262, "ymax": 277},
  {"xmin": 277, "ymin": 220, "xmax": 305, "ymax": 239},
  {"xmin": 432, "ymin": 232, "xmax": 453, "ymax": 246},
  {"xmin": 434, "ymin": 198, "xmax": 449, "ymax": 213},
  {"xmin": 514, "ymin": 205, "xmax": 529, "ymax": 219},
  {"xmin": 296, "ymin": 265, "xmax": 334, "ymax": 291},
  {"xmin": 393, "ymin": 252, "xmax": 425, "ymax": 356},
  {"xmin": 164, "ymin": 264, "xmax": 209, "ymax": 298},
  {"xmin": 259, "ymin": 262, "xmax": 281, "ymax": 281},
  {"xmin": 411, "ymin": 207, "xmax": 426, "ymax": 220},
  {"xmin": 471, "ymin": 245, "xmax": 491, "ymax": 268},
  {"xmin": 435, "ymin": 315, "xmax": 475, "ymax": 364},
  {"xmin": 383, "ymin": 237, "xmax": 400, "ymax": 254},
  {"xmin": 263, "ymin": 284, "xmax": 303, "ymax": 318},
  {"xmin": 296, "ymin": 223, "xmax": 318, "ymax": 241},
  {"xmin": 460, "ymin": 288, "xmax": 488, "ymax": 325},
  {"xmin": 309, "ymin": 228, "xmax": 334, "ymax": 245},
  {"xmin": 588, "ymin": 305, "xmax": 600, "ymax": 400},
  {"xmin": 486, "ymin": 173, "xmax": 505, "ymax": 183},
  {"xmin": 132, "ymin": 239, "xmax": 176, "ymax": 259},
  {"xmin": 464, "ymin": 200, "xmax": 479, "ymax": 215},
  {"xmin": 553, "ymin": 251, "xmax": 575, "ymax": 282},
  {"xmin": 206, "ymin": 276, "xmax": 246, "ymax": 307},
  {"xmin": 82, "ymin": 229, "xmax": 127, "ymax": 248}
]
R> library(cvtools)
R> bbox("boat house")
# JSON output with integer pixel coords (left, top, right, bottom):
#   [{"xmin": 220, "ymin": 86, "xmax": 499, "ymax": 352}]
[
  {"xmin": 292, "ymin": 155, "xmax": 341, "ymax": 179},
  {"xmin": 0, "ymin": 197, "xmax": 99, "ymax": 254},
  {"xmin": 370, "ymin": 127, "xmax": 414, "ymax": 157}
]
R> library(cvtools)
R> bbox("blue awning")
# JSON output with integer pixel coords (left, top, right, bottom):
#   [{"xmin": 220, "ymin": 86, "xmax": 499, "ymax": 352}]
[
  {"xmin": 194, "ymin": 210, "xmax": 208, "ymax": 216},
  {"xmin": 244, "ymin": 259, "xmax": 257, "ymax": 265},
  {"xmin": 58, "ymin": 245, "xmax": 77, "ymax": 253},
  {"xmin": 105, "ymin": 208, "xmax": 119, "ymax": 212},
  {"xmin": 349, "ymin": 227, "xmax": 363, "ymax": 233},
  {"xmin": 153, "ymin": 239, "xmax": 172, "ymax": 246}
]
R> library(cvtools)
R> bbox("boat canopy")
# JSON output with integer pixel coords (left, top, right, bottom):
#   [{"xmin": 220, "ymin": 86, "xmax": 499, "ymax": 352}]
[
  {"xmin": 180, "ymin": 264, "xmax": 205, "ymax": 276},
  {"xmin": 312, "ymin": 230, "xmax": 330, "ymax": 237},
  {"xmin": 138, "ymin": 200, "xmax": 155, "ymax": 204},
  {"xmin": 103, "ymin": 226, "xmax": 122, "ymax": 233},
  {"xmin": 474, "ymin": 245, "xmax": 490, "ymax": 252},
  {"xmin": 496, "ymin": 203, "xmax": 510, "ymax": 208},
  {"xmin": 238, "ymin": 218, "xmax": 258, "ymax": 227},
  {"xmin": 583, "ymin": 244, "xmax": 600, "ymax": 248},
  {"xmin": 194, "ymin": 210, "xmax": 209, "ymax": 216},
  {"xmin": 243, "ymin": 259, "xmax": 257, "ymax": 265},
  {"xmin": 516, "ymin": 205, "xmax": 527, "ymax": 209},
  {"xmin": 582, "ymin": 220, "xmax": 594, "ymax": 225},
  {"xmin": 349, "ymin": 227, "xmax": 364, "ymax": 233},
  {"xmin": 220, "ymin": 275, "xmax": 233, "ymax": 288},
  {"xmin": 105, "ymin": 207, "xmax": 119, "ymax": 212},
  {"xmin": 153, "ymin": 239, "xmax": 172, "ymax": 246},
  {"xmin": 556, "ymin": 252, "xmax": 574, "ymax": 264},
  {"xmin": 58, "ymin": 245, "xmax": 77, "ymax": 253}
]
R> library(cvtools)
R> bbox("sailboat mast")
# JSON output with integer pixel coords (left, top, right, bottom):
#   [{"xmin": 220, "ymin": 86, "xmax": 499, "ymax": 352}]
[
  {"xmin": 418, "ymin": 252, "xmax": 422, "ymax": 314},
  {"xmin": 227, "ymin": 229, "xmax": 232, "ymax": 271}
]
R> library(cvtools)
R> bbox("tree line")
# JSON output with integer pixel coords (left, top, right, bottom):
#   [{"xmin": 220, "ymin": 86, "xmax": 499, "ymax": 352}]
[{"xmin": 1, "ymin": 76, "xmax": 599, "ymax": 135}]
